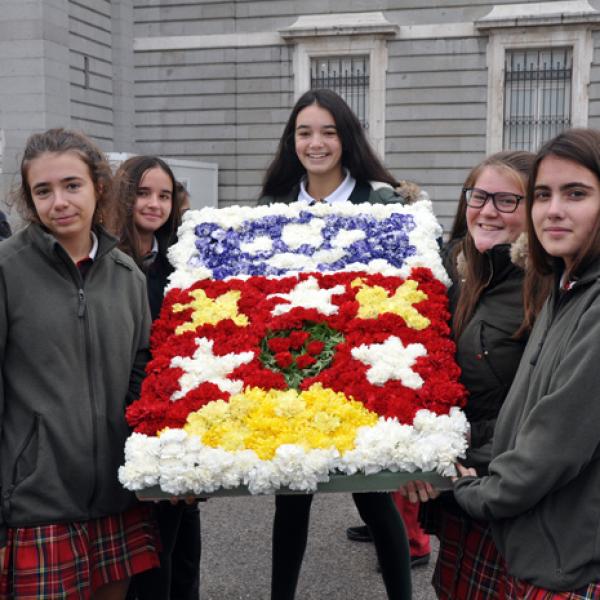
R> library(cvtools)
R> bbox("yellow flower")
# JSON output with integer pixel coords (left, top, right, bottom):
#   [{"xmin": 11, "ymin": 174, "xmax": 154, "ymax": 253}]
[
  {"xmin": 274, "ymin": 391, "xmax": 306, "ymax": 418},
  {"xmin": 198, "ymin": 398, "xmax": 231, "ymax": 421},
  {"xmin": 227, "ymin": 393, "xmax": 255, "ymax": 420},
  {"xmin": 355, "ymin": 280, "xmax": 431, "ymax": 330},
  {"xmin": 183, "ymin": 383, "xmax": 377, "ymax": 460},
  {"xmin": 313, "ymin": 411, "xmax": 341, "ymax": 433},
  {"xmin": 173, "ymin": 289, "xmax": 249, "ymax": 334}
]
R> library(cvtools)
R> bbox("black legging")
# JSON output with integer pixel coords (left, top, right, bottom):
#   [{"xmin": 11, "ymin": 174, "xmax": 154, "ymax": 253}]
[
  {"xmin": 271, "ymin": 492, "xmax": 411, "ymax": 599},
  {"xmin": 128, "ymin": 502, "xmax": 201, "ymax": 600}
]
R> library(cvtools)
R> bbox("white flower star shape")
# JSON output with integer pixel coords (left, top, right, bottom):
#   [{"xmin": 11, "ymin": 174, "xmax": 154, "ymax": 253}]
[
  {"xmin": 268, "ymin": 276, "xmax": 345, "ymax": 316},
  {"xmin": 170, "ymin": 337, "xmax": 254, "ymax": 400},
  {"xmin": 351, "ymin": 335, "xmax": 427, "ymax": 388}
]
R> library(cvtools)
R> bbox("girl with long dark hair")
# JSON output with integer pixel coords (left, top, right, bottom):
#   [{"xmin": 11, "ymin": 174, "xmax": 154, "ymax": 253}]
[
  {"xmin": 115, "ymin": 156, "xmax": 201, "ymax": 600},
  {"xmin": 260, "ymin": 89, "xmax": 412, "ymax": 600},
  {"xmin": 259, "ymin": 88, "xmax": 400, "ymax": 206}
]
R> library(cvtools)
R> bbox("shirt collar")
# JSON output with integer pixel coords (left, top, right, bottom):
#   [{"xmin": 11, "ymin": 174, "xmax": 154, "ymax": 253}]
[
  {"xmin": 297, "ymin": 169, "xmax": 356, "ymax": 205},
  {"xmin": 88, "ymin": 231, "xmax": 99, "ymax": 260},
  {"xmin": 142, "ymin": 236, "xmax": 160, "ymax": 270}
]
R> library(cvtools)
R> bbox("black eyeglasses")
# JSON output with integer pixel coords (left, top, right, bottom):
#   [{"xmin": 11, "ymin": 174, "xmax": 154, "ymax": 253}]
[{"xmin": 463, "ymin": 187, "xmax": 523, "ymax": 213}]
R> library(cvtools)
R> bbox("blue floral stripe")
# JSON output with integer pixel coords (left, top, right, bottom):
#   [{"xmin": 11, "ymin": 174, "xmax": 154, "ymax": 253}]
[{"xmin": 192, "ymin": 211, "xmax": 417, "ymax": 280}]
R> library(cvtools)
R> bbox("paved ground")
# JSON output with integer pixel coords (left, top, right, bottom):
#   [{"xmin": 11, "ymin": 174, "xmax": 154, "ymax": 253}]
[{"xmin": 199, "ymin": 492, "xmax": 437, "ymax": 599}]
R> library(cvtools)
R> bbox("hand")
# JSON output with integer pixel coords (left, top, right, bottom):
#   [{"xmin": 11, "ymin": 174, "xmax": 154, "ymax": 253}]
[
  {"xmin": 169, "ymin": 495, "xmax": 197, "ymax": 506},
  {"xmin": 451, "ymin": 463, "xmax": 477, "ymax": 482},
  {"xmin": 398, "ymin": 480, "xmax": 440, "ymax": 503}
]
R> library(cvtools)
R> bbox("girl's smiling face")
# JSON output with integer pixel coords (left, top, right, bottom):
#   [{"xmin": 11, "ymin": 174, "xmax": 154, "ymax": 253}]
[
  {"xmin": 466, "ymin": 166, "xmax": 526, "ymax": 253},
  {"xmin": 532, "ymin": 154, "xmax": 600, "ymax": 269},
  {"xmin": 294, "ymin": 103, "xmax": 343, "ymax": 181},
  {"xmin": 133, "ymin": 166, "xmax": 173, "ymax": 236}
]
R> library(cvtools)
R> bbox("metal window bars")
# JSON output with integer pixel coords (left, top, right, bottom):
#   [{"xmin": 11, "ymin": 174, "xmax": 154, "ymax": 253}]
[
  {"xmin": 310, "ymin": 55, "xmax": 370, "ymax": 128},
  {"xmin": 503, "ymin": 47, "xmax": 573, "ymax": 151}
]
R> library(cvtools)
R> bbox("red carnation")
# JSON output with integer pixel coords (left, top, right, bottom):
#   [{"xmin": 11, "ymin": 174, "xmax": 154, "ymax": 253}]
[
  {"xmin": 296, "ymin": 354, "xmax": 316, "ymax": 369},
  {"xmin": 306, "ymin": 341, "xmax": 325, "ymax": 356},
  {"xmin": 275, "ymin": 351, "xmax": 293, "ymax": 368},
  {"xmin": 288, "ymin": 330, "xmax": 310, "ymax": 349},
  {"xmin": 268, "ymin": 337, "xmax": 291, "ymax": 353}
]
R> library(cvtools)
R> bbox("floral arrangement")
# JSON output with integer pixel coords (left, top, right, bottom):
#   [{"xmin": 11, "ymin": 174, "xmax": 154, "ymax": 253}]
[{"xmin": 119, "ymin": 198, "xmax": 468, "ymax": 495}]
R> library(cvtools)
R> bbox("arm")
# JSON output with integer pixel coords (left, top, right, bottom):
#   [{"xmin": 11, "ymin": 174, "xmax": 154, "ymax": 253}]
[
  {"xmin": 126, "ymin": 281, "xmax": 152, "ymax": 405},
  {"xmin": 454, "ymin": 299, "xmax": 600, "ymax": 520},
  {"xmin": 462, "ymin": 419, "xmax": 495, "ymax": 474}
]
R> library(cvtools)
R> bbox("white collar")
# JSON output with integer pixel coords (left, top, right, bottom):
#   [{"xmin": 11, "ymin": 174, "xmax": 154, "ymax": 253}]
[
  {"xmin": 88, "ymin": 231, "xmax": 99, "ymax": 260},
  {"xmin": 297, "ymin": 169, "xmax": 356, "ymax": 205}
]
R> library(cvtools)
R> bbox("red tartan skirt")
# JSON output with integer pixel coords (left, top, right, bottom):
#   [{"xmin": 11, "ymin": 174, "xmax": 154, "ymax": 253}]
[
  {"xmin": 432, "ymin": 508, "xmax": 507, "ymax": 600},
  {"xmin": 0, "ymin": 503, "xmax": 160, "ymax": 600},
  {"xmin": 505, "ymin": 575, "xmax": 600, "ymax": 600}
]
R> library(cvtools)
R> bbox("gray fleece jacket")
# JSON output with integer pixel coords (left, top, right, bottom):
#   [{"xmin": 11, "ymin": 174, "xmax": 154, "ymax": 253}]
[
  {"xmin": 0, "ymin": 224, "xmax": 151, "ymax": 544},
  {"xmin": 454, "ymin": 257, "xmax": 600, "ymax": 590}
]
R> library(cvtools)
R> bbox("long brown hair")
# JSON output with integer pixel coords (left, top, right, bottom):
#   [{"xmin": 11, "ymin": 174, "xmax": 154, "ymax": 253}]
[
  {"xmin": 10, "ymin": 128, "xmax": 115, "ymax": 230},
  {"xmin": 114, "ymin": 155, "xmax": 180, "ymax": 267},
  {"xmin": 451, "ymin": 150, "xmax": 535, "ymax": 339}
]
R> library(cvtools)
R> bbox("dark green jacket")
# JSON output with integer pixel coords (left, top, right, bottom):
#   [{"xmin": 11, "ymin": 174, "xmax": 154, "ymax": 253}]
[
  {"xmin": 455, "ymin": 257, "xmax": 600, "ymax": 590},
  {"xmin": 258, "ymin": 180, "xmax": 401, "ymax": 206},
  {"xmin": 454, "ymin": 244, "xmax": 526, "ymax": 472},
  {"xmin": 0, "ymin": 224, "xmax": 150, "ymax": 543}
]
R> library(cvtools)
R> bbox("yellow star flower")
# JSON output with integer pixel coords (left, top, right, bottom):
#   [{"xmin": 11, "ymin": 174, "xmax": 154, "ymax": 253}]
[
  {"xmin": 173, "ymin": 289, "xmax": 249, "ymax": 334},
  {"xmin": 355, "ymin": 280, "xmax": 430, "ymax": 330}
]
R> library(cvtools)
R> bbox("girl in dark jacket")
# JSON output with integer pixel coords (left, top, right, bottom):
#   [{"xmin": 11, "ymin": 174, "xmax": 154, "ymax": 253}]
[
  {"xmin": 0, "ymin": 128, "xmax": 160, "ymax": 599},
  {"xmin": 259, "ymin": 89, "xmax": 412, "ymax": 600},
  {"xmin": 409, "ymin": 150, "xmax": 537, "ymax": 599},
  {"xmin": 115, "ymin": 156, "xmax": 200, "ymax": 600},
  {"xmin": 258, "ymin": 88, "xmax": 402, "ymax": 207},
  {"xmin": 454, "ymin": 129, "xmax": 600, "ymax": 597}
]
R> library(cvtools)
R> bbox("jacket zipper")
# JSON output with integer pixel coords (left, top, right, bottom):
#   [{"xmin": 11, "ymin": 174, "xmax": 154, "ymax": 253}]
[{"xmin": 74, "ymin": 273, "xmax": 98, "ymax": 512}]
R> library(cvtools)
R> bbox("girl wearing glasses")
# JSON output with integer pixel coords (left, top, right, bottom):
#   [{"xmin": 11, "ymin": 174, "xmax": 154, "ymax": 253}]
[
  {"xmin": 454, "ymin": 129, "xmax": 600, "ymax": 597},
  {"xmin": 411, "ymin": 150, "xmax": 539, "ymax": 600}
]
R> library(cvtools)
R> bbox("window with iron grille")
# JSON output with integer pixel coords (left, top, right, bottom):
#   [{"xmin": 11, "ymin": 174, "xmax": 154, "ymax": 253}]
[
  {"xmin": 503, "ymin": 47, "xmax": 572, "ymax": 151},
  {"xmin": 310, "ymin": 56, "xmax": 370, "ymax": 128}
]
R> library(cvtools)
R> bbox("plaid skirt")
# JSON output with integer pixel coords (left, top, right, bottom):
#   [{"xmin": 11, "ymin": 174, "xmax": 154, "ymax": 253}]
[
  {"xmin": 432, "ymin": 508, "xmax": 506, "ymax": 600},
  {"xmin": 505, "ymin": 575, "xmax": 600, "ymax": 600},
  {"xmin": 0, "ymin": 503, "xmax": 160, "ymax": 599}
]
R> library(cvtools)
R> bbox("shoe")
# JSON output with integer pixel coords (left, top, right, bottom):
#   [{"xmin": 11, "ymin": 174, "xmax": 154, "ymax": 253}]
[
  {"xmin": 346, "ymin": 525, "xmax": 372, "ymax": 543},
  {"xmin": 410, "ymin": 553, "xmax": 430, "ymax": 568},
  {"xmin": 375, "ymin": 553, "xmax": 431, "ymax": 572}
]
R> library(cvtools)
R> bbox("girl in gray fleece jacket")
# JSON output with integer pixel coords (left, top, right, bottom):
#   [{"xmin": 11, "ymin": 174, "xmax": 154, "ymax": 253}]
[
  {"xmin": 0, "ymin": 128, "xmax": 160, "ymax": 599},
  {"xmin": 454, "ymin": 128, "xmax": 600, "ymax": 597}
]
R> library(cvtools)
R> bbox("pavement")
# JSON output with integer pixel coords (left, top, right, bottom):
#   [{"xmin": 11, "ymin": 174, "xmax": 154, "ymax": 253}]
[{"xmin": 199, "ymin": 492, "xmax": 437, "ymax": 599}]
